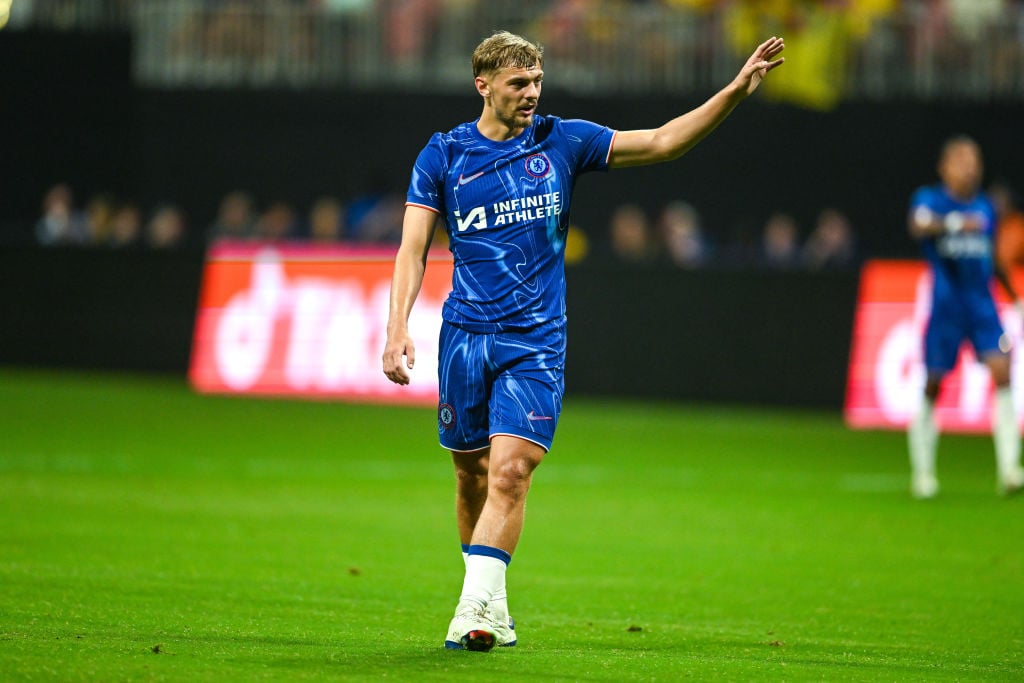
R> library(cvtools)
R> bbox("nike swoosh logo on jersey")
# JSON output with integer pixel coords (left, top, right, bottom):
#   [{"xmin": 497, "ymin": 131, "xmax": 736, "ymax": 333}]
[
  {"xmin": 457, "ymin": 171, "xmax": 486, "ymax": 186},
  {"xmin": 526, "ymin": 411, "xmax": 553, "ymax": 421}
]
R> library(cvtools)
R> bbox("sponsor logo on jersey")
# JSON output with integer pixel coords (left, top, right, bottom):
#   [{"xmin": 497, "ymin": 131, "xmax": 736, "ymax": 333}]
[
  {"xmin": 526, "ymin": 410, "xmax": 553, "ymax": 421},
  {"xmin": 937, "ymin": 233, "xmax": 990, "ymax": 259},
  {"xmin": 457, "ymin": 170, "xmax": 486, "ymax": 186},
  {"xmin": 453, "ymin": 191, "xmax": 563, "ymax": 232},
  {"xmin": 525, "ymin": 154, "xmax": 551, "ymax": 178}
]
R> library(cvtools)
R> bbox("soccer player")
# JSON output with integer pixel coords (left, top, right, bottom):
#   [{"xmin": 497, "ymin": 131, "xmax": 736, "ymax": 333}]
[
  {"xmin": 382, "ymin": 30, "xmax": 785, "ymax": 650},
  {"xmin": 907, "ymin": 135, "xmax": 1024, "ymax": 499}
]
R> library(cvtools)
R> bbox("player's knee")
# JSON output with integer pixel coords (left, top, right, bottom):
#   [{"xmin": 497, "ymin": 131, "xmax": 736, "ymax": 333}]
[
  {"xmin": 489, "ymin": 456, "xmax": 539, "ymax": 500},
  {"xmin": 454, "ymin": 466, "xmax": 488, "ymax": 493},
  {"xmin": 985, "ymin": 355, "xmax": 1012, "ymax": 387},
  {"xmin": 452, "ymin": 451, "xmax": 489, "ymax": 476}
]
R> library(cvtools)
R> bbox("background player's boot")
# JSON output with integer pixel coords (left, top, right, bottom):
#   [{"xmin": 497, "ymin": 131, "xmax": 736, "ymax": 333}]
[
  {"xmin": 998, "ymin": 465, "xmax": 1024, "ymax": 496},
  {"xmin": 912, "ymin": 471, "xmax": 939, "ymax": 499},
  {"xmin": 444, "ymin": 609, "xmax": 496, "ymax": 651}
]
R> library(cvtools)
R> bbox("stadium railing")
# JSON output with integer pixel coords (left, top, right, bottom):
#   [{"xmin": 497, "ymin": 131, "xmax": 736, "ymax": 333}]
[{"xmin": 4, "ymin": 1, "xmax": 1024, "ymax": 100}]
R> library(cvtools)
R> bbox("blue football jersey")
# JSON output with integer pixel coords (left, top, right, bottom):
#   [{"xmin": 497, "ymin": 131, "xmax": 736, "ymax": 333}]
[
  {"xmin": 910, "ymin": 184, "xmax": 998, "ymax": 313},
  {"xmin": 406, "ymin": 114, "xmax": 615, "ymax": 332}
]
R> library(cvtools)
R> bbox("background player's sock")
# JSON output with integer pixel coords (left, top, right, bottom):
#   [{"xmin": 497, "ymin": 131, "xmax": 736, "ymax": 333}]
[
  {"xmin": 454, "ymin": 545, "xmax": 510, "ymax": 615},
  {"xmin": 992, "ymin": 386, "xmax": 1021, "ymax": 483},
  {"xmin": 909, "ymin": 397, "xmax": 938, "ymax": 487}
]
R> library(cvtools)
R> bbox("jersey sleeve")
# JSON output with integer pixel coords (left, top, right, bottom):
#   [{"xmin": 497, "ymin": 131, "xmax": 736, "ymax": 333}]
[
  {"xmin": 559, "ymin": 118, "xmax": 616, "ymax": 174},
  {"xmin": 406, "ymin": 134, "xmax": 446, "ymax": 214},
  {"xmin": 909, "ymin": 186, "xmax": 934, "ymax": 212}
]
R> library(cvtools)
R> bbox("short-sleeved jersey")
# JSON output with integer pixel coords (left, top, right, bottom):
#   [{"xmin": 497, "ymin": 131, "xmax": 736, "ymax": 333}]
[
  {"xmin": 407, "ymin": 114, "xmax": 616, "ymax": 332},
  {"xmin": 909, "ymin": 184, "xmax": 998, "ymax": 315}
]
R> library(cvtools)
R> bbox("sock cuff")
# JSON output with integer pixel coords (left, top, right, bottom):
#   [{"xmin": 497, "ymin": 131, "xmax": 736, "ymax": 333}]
[
  {"xmin": 467, "ymin": 544, "xmax": 512, "ymax": 565},
  {"xmin": 460, "ymin": 543, "xmax": 470, "ymax": 554}
]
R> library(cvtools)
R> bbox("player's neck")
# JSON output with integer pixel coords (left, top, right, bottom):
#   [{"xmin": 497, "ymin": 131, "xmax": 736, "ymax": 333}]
[
  {"xmin": 944, "ymin": 185, "xmax": 976, "ymax": 203},
  {"xmin": 476, "ymin": 111, "xmax": 527, "ymax": 142}
]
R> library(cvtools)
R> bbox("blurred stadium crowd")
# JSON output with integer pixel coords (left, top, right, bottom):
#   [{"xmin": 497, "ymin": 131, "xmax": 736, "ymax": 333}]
[
  {"xmin": 10, "ymin": 0, "xmax": 1024, "ymax": 268},
  {"xmin": 7, "ymin": 1, "xmax": 1024, "ymax": 100},
  {"xmin": 31, "ymin": 178, "xmax": 1024, "ymax": 273}
]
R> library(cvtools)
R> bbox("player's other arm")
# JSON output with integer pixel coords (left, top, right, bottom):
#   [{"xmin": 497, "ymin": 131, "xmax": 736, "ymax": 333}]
[
  {"xmin": 909, "ymin": 204, "xmax": 985, "ymax": 240},
  {"xmin": 609, "ymin": 37, "xmax": 784, "ymax": 168},
  {"xmin": 383, "ymin": 204, "xmax": 438, "ymax": 385}
]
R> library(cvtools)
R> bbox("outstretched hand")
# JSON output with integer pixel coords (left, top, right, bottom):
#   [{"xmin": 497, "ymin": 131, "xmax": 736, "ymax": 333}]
[{"xmin": 736, "ymin": 37, "xmax": 785, "ymax": 95}]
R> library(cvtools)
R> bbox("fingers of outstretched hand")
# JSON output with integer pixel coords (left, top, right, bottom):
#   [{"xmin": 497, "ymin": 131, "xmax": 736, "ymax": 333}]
[{"xmin": 758, "ymin": 36, "xmax": 785, "ymax": 57}]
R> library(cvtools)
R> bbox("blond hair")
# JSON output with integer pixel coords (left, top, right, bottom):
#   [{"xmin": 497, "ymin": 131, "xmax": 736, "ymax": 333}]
[{"xmin": 472, "ymin": 31, "xmax": 544, "ymax": 77}]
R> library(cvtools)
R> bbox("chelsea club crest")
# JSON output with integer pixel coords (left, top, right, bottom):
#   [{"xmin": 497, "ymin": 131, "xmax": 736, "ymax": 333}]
[
  {"xmin": 525, "ymin": 154, "xmax": 551, "ymax": 178},
  {"xmin": 439, "ymin": 403, "xmax": 457, "ymax": 430}
]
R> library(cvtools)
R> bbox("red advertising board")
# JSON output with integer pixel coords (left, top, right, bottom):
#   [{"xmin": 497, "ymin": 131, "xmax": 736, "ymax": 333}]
[
  {"xmin": 189, "ymin": 242, "xmax": 453, "ymax": 405},
  {"xmin": 845, "ymin": 260, "xmax": 1024, "ymax": 432}
]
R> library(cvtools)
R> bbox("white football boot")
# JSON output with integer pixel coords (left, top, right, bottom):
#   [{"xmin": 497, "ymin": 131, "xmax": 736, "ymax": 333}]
[
  {"xmin": 998, "ymin": 465, "xmax": 1024, "ymax": 497},
  {"xmin": 485, "ymin": 610, "xmax": 516, "ymax": 648},
  {"xmin": 911, "ymin": 471, "xmax": 939, "ymax": 499},
  {"xmin": 444, "ymin": 608, "xmax": 496, "ymax": 651}
]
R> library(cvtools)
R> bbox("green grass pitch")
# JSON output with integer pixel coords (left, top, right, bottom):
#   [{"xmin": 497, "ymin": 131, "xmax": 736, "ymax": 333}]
[{"xmin": 1, "ymin": 368, "xmax": 1021, "ymax": 681}]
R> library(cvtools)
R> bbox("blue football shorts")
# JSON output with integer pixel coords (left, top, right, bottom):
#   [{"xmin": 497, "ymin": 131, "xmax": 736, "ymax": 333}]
[
  {"xmin": 925, "ymin": 296, "xmax": 1007, "ymax": 375},
  {"xmin": 436, "ymin": 317, "xmax": 566, "ymax": 453}
]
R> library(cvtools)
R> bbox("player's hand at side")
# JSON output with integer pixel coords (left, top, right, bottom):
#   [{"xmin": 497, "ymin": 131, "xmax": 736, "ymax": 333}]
[
  {"xmin": 734, "ymin": 36, "xmax": 785, "ymax": 96},
  {"xmin": 382, "ymin": 330, "xmax": 416, "ymax": 385}
]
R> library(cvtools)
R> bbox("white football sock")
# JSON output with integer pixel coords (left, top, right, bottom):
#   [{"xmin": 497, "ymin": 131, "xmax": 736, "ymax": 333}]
[
  {"xmin": 909, "ymin": 396, "xmax": 938, "ymax": 478},
  {"xmin": 455, "ymin": 554, "xmax": 507, "ymax": 615},
  {"xmin": 462, "ymin": 546, "xmax": 508, "ymax": 620},
  {"xmin": 992, "ymin": 386, "xmax": 1021, "ymax": 480}
]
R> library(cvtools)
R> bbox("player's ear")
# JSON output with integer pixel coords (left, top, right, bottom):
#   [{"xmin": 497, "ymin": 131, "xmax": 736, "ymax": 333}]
[{"xmin": 474, "ymin": 75, "xmax": 491, "ymax": 99}]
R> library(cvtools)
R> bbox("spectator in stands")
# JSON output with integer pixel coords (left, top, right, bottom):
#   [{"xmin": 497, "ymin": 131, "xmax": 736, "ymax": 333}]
[
  {"xmin": 759, "ymin": 211, "xmax": 800, "ymax": 269},
  {"xmin": 308, "ymin": 196, "xmax": 346, "ymax": 243},
  {"xmin": 351, "ymin": 194, "xmax": 404, "ymax": 244},
  {"xmin": 109, "ymin": 202, "xmax": 142, "ymax": 248},
  {"xmin": 35, "ymin": 183, "xmax": 86, "ymax": 246},
  {"xmin": 209, "ymin": 190, "xmax": 257, "ymax": 241},
  {"xmin": 84, "ymin": 193, "xmax": 117, "ymax": 246},
  {"xmin": 564, "ymin": 224, "xmax": 590, "ymax": 266},
  {"xmin": 386, "ymin": 0, "xmax": 443, "ymax": 78},
  {"xmin": 347, "ymin": 173, "xmax": 404, "ymax": 243},
  {"xmin": 801, "ymin": 207, "xmax": 857, "ymax": 270},
  {"xmin": 658, "ymin": 200, "xmax": 707, "ymax": 268},
  {"xmin": 609, "ymin": 203, "xmax": 660, "ymax": 264},
  {"xmin": 146, "ymin": 204, "xmax": 188, "ymax": 249},
  {"xmin": 255, "ymin": 200, "xmax": 298, "ymax": 242}
]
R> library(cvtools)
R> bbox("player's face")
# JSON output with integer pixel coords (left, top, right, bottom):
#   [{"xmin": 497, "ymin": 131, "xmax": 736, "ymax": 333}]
[
  {"xmin": 483, "ymin": 65, "xmax": 543, "ymax": 132},
  {"xmin": 939, "ymin": 142, "xmax": 983, "ymax": 198}
]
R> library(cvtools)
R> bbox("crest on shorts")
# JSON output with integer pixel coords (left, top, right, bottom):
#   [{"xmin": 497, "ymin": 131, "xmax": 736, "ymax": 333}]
[
  {"xmin": 525, "ymin": 154, "xmax": 551, "ymax": 178},
  {"xmin": 438, "ymin": 403, "xmax": 457, "ymax": 430}
]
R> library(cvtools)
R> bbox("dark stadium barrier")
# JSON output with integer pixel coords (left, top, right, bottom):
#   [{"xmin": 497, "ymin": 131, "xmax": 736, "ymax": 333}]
[
  {"xmin": 0, "ymin": 247, "xmax": 204, "ymax": 374},
  {"xmin": 565, "ymin": 264, "xmax": 858, "ymax": 409},
  {"xmin": 0, "ymin": 246, "xmax": 858, "ymax": 409}
]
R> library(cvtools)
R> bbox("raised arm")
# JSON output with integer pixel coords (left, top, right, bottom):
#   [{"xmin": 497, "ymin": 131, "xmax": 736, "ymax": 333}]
[
  {"xmin": 382, "ymin": 204, "xmax": 438, "ymax": 385},
  {"xmin": 609, "ymin": 37, "xmax": 785, "ymax": 168}
]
